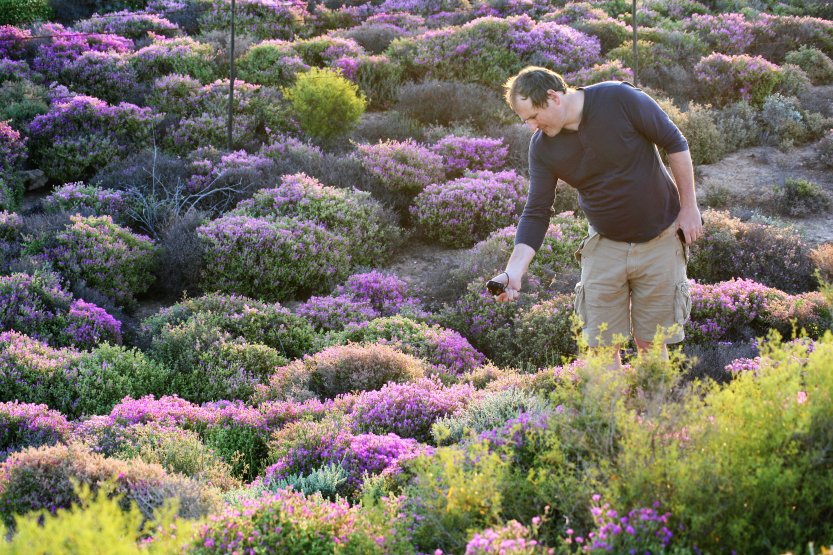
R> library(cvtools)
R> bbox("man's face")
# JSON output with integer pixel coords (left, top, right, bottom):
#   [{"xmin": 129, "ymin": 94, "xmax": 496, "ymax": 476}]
[{"xmin": 514, "ymin": 90, "xmax": 563, "ymax": 137}]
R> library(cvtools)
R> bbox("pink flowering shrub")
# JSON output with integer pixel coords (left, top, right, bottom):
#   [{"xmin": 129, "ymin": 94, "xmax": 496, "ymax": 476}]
[
  {"xmin": 233, "ymin": 173, "xmax": 403, "ymax": 267},
  {"xmin": 572, "ymin": 496, "xmax": 674, "ymax": 554},
  {"xmin": 332, "ymin": 315, "xmax": 487, "ymax": 376},
  {"xmin": 189, "ymin": 488, "xmax": 386, "ymax": 554},
  {"xmin": 564, "ymin": 59, "xmax": 633, "ymax": 86},
  {"xmin": 0, "ymin": 443, "xmax": 218, "ymax": 525},
  {"xmin": 53, "ymin": 51, "xmax": 138, "ymax": 104},
  {"xmin": 466, "ymin": 519, "xmax": 552, "ymax": 554},
  {"xmin": 73, "ymin": 11, "xmax": 181, "ymax": 41},
  {"xmin": 296, "ymin": 295, "xmax": 380, "ymax": 332},
  {"xmin": 31, "ymin": 27, "xmax": 133, "ymax": 79},
  {"xmin": 0, "ymin": 26, "xmax": 30, "ymax": 59},
  {"xmin": 543, "ymin": 3, "xmax": 630, "ymax": 54},
  {"xmin": 0, "ymin": 120, "xmax": 25, "ymax": 211},
  {"xmin": 236, "ymin": 39, "xmax": 309, "ymax": 87},
  {"xmin": 50, "ymin": 214, "xmax": 157, "ymax": 308},
  {"xmin": 350, "ymin": 377, "xmax": 474, "ymax": 442},
  {"xmin": 336, "ymin": 271, "xmax": 426, "ymax": 317},
  {"xmin": 0, "ymin": 272, "xmax": 120, "ymax": 350},
  {"xmin": 0, "ymin": 210, "xmax": 23, "ymax": 242},
  {"xmin": 199, "ymin": 0, "xmax": 310, "ymax": 40},
  {"xmin": 28, "ymin": 95, "xmax": 162, "ymax": 182},
  {"xmin": 411, "ymin": 170, "xmax": 527, "ymax": 248},
  {"xmin": 43, "ymin": 182, "xmax": 128, "ymax": 220},
  {"xmin": 431, "ymin": 135, "xmax": 509, "ymax": 177},
  {"xmin": 131, "ymin": 35, "xmax": 217, "ymax": 83},
  {"xmin": 682, "ymin": 12, "xmax": 754, "ymax": 55},
  {"xmin": 198, "ymin": 214, "xmax": 352, "ymax": 301},
  {"xmin": 0, "ymin": 331, "xmax": 83, "ymax": 416},
  {"xmin": 748, "ymin": 13, "xmax": 833, "ymax": 63},
  {"xmin": 291, "ymin": 34, "xmax": 365, "ymax": 68},
  {"xmin": 0, "ymin": 401, "xmax": 71, "ymax": 461},
  {"xmin": 694, "ymin": 53, "xmax": 784, "ymax": 106},
  {"xmin": 185, "ymin": 149, "xmax": 274, "ymax": 196},
  {"xmin": 509, "ymin": 20, "xmax": 602, "ymax": 74}
]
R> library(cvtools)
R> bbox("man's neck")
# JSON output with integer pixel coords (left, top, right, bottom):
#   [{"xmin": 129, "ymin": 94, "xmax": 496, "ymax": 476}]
[{"xmin": 562, "ymin": 90, "xmax": 585, "ymax": 132}]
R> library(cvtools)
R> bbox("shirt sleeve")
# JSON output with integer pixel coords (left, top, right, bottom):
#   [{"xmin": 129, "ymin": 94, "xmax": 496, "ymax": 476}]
[
  {"xmin": 620, "ymin": 84, "xmax": 689, "ymax": 154},
  {"xmin": 514, "ymin": 139, "xmax": 557, "ymax": 252}
]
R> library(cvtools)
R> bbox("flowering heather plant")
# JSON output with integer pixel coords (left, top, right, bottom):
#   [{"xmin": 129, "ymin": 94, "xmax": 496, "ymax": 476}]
[
  {"xmin": 350, "ymin": 377, "xmax": 474, "ymax": 442},
  {"xmin": 565, "ymin": 60, "xmax": 633, "ymax": 86},
  {"xmin": 0, "ymin": 211, "xmax": 22, "ymax": 242},
  {"xmin": 190, "ymin": 488, "xmax": 379, "ymax": 554},
  {"xmin": 199, "ymin": 0, "xmax": 309, "ymax": 40},
  {"xmin": 167, "ymin": 111, "xmax": 260, "ymax": 154},
  {"xmin": 198, "ymin": 214, "xmax": 352, "ymax": 301},
  {"xmin": 355, "ymin": 138, "xmax": 445, "ymax": 197},
  {"xmin": 73, "ymin": 11, "xmax": 181, "ymax": 41},
  {"xmin": 411, "ymin": 169, "xmax": 527, "ymax": 248},
  {"xmin": 145, "ymin": 73, "xmax": 202, "ymax": 116},
  {"xmin": 292, "ymin": 35, "xmax": 365, "ymax": 68},
  {"xmin": 333, "ymin": 315, "xmax": 487, "ymax": 376},
  {"xmin": 694, "ymin": 53, "xmax": 784, "ymax": 107},
  {"xmin": 336, "ymin": 271, "xmax": 426, "ymax": 317},
  {"xmin": 65, "ymin": 299, "xmax": 122, "ymax": 349},
  {"xmin": 296, "ymin": 294, "xmax": 380, "ymax": 332},
  {"xmin": 0, "ymin": 120, "xmax": 24, "ymax": 174},
  {"xmin": 50, "ymin": 214, "xmax": 157, "ymax": 308},
  {"xmin": 32, "ymin": 30, "xmax": 133, "ymax": 79},
  {"xmin": 0, "ymin": 26, "xmax": 30, "ymax": 59},
  {"xmin": 724, "ymin": 356, "xmax": 762, "ymax": 374},
  {"xmin": 43, "ymin": 182, "xmax": 128, "ymax": 220},
  {"xmin": 28, "ymin": 95, "xmax": 162, "ymax": 182},
  {"xmin": 431, "ymin": 135, "xmax": 509, "ymax": 177},
  {"xmin": 0, "ymin": 57, "xmax": 32, "ymax": 84},
  {"xmin": 131, "ymin": 35, "xmax": 217, "ymax": 83},
  {"xmin": 466, "ymin": 519, "xmax": 552, "ymax": 554},
  {"xmin": 54, "ymin": 51, "xmax": 138, "ymax": 105},
  {"xmin": 510, "ymin": 295, "xmax": 579, "ymax": 369},
  {"xmin": 0, "ymin": 443, "xmax": 219, "ymax": 524},
  {"xmin": 682, "ymin": 12, "xmax": 754, "ymax": 55},
  {"xmin": 510, "ymin": 21, "xmax": 601, "ymax": 74},
  {"xmin": 748, "ymin": 13, "xmax": 833, "ymax": 64},
  {"xmin": 234, "ymin": 172, "xmax": 403, "ymax": 267},
  {"xmin": 185, "ymin": 149, "xmax": 274, "ymax": 193},
  {"xmin": 141, "ymin": 292, "xmax": 317, "ymax": 361},
  {"xmin": 236, "ymin": 40, "xmax": 309, "ymax": 87},
  {"xmin": 345, "ymin": 432, "xmax": 431, "ymax": 491},
  {"xmin": 573, "ymin": 495, "xmax": 674, "ymax": 554},
  {"xmin": 0, "ymin": 331, "xmax": 82, "ymax": 416},
  {"xmin": 0, "ymin": 401, "xmax": 71, "ymax": 461},
  {"xmin": 265, "ymin": 417, "xmax": 351, "ymax": 484}
]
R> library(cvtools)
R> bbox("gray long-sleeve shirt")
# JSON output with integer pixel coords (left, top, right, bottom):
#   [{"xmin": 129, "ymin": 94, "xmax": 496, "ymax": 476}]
[{"xmin": 515, "ymin": 81, "xmax": 689, "ymax": 249}]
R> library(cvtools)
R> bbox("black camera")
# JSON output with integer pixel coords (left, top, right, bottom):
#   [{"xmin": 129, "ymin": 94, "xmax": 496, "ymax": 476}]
[{"xmin": 486, "ymin": 279, "xmax": 506, "ymax": 296}]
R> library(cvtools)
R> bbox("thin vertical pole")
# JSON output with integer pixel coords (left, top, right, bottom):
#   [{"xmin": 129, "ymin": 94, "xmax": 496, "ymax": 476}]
[
  {"xmin": 632, "ymin": 0, "xmax": 638, "ymax": 85},
  {"xmin": 227, "ymin": 0, "xmax": 236, "ymax": 150}
]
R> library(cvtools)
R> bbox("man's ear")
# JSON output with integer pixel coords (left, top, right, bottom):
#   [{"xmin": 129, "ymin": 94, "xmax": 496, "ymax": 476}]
[{"xmin": 546, "ymin": 89, "xmax": 560, "ymax": 104}]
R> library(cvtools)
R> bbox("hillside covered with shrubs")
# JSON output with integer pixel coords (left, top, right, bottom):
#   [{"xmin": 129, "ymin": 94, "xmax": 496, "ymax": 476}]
[{"xmin": 1, "ymin": 0, "xmax": 833, "ymax": 552}]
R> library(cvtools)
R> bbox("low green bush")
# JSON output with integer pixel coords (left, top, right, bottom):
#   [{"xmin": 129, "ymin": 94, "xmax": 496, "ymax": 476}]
[
  {"xmin": 283, "ymin": 67, "xmax": 366, "ymax": 144},
  {"xmin": 772, "ymin": 177, "xmax": 832, "ymax": 217},
  {"xmin": 785, "ymin": 46, "xmax": 833, "ymax": 84},
  {"xmin": 0, "ymin": 0, "xmax": 50, "ymax": 25}
]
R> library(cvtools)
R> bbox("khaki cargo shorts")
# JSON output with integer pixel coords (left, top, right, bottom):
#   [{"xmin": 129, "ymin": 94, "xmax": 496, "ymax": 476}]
[{"xmin": 573, "ymin": 223, "xmax": 691, "ymax": 347}]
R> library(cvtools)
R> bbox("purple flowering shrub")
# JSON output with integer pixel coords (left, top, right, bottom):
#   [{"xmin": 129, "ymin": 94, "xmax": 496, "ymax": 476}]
[
  {"xmin": 466, "ymin": 519, "xmax": 552, "ymax": 554},
  {"xmin": 411, "ymin": 170, "xmax": 527, "ymax": 248},
  {"xmin": 0, "ymin": 26, "xmax": 31, "ymax": 59},
  {"xmin": 28, "ymin": 95, "xmax": 163, "ymax": 182},
  {"xmin": 42, "ymin": 182, "xmax": 128, "ymax": 220},
  {"xmin": 236, "ymin": 39, "xmax": 309, "ymax": 87},
  {"xmin": 0, "ymin": 401, "xmax": 71, "ymax": 461},
  {"xmin": 564, "ymin": 60, "xmax": 633, "ymax": 86},
  {"xmin": 0, "ymin": 272, "xmax": 121, "ymax": 350},
  {"xmin": 291, "ymin": 34, "xmax": 365, "ymax": 68},
  {"xmin": 189, "ymin": 488, "xmax": 389, "ymax": 554},
  {"xmin": 31, "ymin": 26, "xmax": 134, "ymax": 80},
  {"xmin": 544, "ymin": 3, "xmax": 630, "ymax": 54},
  {"xmin": 198, "ymin": 214, "xmax": 352, "ymax": 301},
  {"xmin": 354, "ymin": 138, "xmax": 445, "ymax": 199},
  {"xmin": 185, "ymin": 149, "xmax": 275, "ymax": 201},
  {"xmin": 331, "ymin": 315, "xmax": 487, "ymax": 376},
  {"xmin": 199, "ymin": 0, "xmax": 310, "ymax": 40},
  {"xmin": 295, "ymin": 294, "xmax": 380, "ymax": 332},
  {"xmin": 350, "ymin": 377, "xmax": 474, "ymax": 442},
  {"xmin": 689, "ymin": 210, "xmax": 817, "ymax": 293},
  {"xmin": 233, "ymin": 172, "xmax": 404, "ymax": 267},
  {"xmin": 682, "ymin": 12, "xmax": 754, "ymax": 55},
  {"xmin": 748, "ymin": 13, "xmax": 833, "ymax": 63},
  {"xmin": 509, "ymin": 20, "xmax": 602, "ymax": 74},
  {"xmin": 570, "ymin": 496, "xmax": 674, "ymax": 554},
  {"xmin": 0, "ymin": 331, "xmax": 83, "ymax": 416},
  {"xmin": 73, "ymin": 11, "xmax": 181, "ymax": 41},
  {"xmin": 261, "ymin": 343, "xmax": 427, "ymax": 401},
  {"xmin": 694, "ymin": 53, "xmax": 784, "ymax": 106},
  {"xmin": 131, "ymin": 35, "xmax": 217, "ymax": 83},
  {"xmin": 430, "ymin": 135, "xmax": 509, "ymax": 177},
  {"xmin": 0, "ymin": 443, "xmax": 219, "ymax": 525},
  {"xmin": 53, "ymin": 51, "xmax": 139, "ymax": 105},
  {"xmin": 49, "ymin": 214, "xmax": 157, "ymax": 308},
  {"xmin": 0, "ymin": 120, "xmax": 26, "ymax": 211},
  {"xmin": 0, "ymin": 211, "xmax": 22, "ymax": 242},
  {"xmin": 510, "ymin": 295, "xmax": 579, "ymax": 370}
]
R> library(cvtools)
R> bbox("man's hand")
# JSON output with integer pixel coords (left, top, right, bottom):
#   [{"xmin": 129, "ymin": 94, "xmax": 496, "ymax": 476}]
[
  {"xmin": 675, "ymin": 206, "xmax": 703, "ymax": 245},
  {"xmin": 491, "ymin": 271, "xmax": 522, "ymax": 302}
]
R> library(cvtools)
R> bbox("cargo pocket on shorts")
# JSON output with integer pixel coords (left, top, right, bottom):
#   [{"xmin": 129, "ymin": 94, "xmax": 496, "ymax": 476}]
[
  {"xmin": 674, "ymin": 280, "xmax": 692, "ymax": 325},
  {"xmin": 574, "ymin": 282, "xmax": 587, "ymax": 325}
]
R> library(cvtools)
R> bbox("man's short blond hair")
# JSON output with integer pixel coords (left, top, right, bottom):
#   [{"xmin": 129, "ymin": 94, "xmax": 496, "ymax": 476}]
[{"xmin": 504, "ymin": 66, "xmax": 569, "ymax": 111}]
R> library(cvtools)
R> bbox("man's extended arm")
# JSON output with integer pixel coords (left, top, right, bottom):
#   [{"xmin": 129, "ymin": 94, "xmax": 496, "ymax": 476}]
[{"xmin": 668, "ymin": 150, "xmax": 703, "ymax": 244}]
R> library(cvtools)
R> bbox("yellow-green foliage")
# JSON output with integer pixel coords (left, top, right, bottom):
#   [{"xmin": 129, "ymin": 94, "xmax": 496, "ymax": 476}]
[
  {"xmin": 614, "ymin": 332, "xmax": 833, "ymax": 553},
  {"xmin": 283, "ymin": 67, "xmax": 366, "ymax": 143},
  {"xmin": 0, "ymin": 482, "xmax": 199, "ymax": 554}
]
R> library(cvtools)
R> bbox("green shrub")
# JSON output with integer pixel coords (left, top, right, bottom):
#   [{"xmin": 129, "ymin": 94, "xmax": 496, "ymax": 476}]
[
  {"xmin": 760, "ymin": 93, "xmax": 831, "ymax": 149},
  {"xmin": 237, "ymin": 40, "xmax": 308, "ymax": 87},
  {"xmin": 773, "ymin": 177, "xmax": 832, "ymax": 217},
  {"xmin": 353, "ymin": 55, "xmax": 403, "ymax": 110},
  {"xmin": 818, "ymin": 129, "xmax": 833, "ymax": 169},
  {"xmin": 74, "ymin": 344, "xmax": 172, "ymax": 416},
  {"xmin": 785, "ymin": 46, "xmax": 833, "ymax": 84},
  {"xmin": 511, "ymin": 294, "xmax": 579, "ymax": 370},
  {"xmin": 260, "ymin": 461, "xmax": 349, "ymax": 501},
  {"xmin": 0, "ymin": 482, "xmax": 197, "ymax": 555},
  {"xmin": 614, "ymin": 334, "xmax": 833, "ymax": 553},
  {"xmin": 0, "ymin": 443, "xmax": 218, "ymax": 527},
  {"xmin": 0, "ymin": 0, "xmax": 50, "ymax": 25},
  {"xmin": 678, "ymin": 103, "xmax": 725, "ymax": 165},
  {"xmin": 283, "ymin": 67, "xmax": 366, "ymax": 144},
  {"xmin": 694, "ymin": 53, "xmax": 784, "ymax": 107},
  {"xmin": 715, "ymin": 100, "xmax": 760, "ymax": 153}
]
